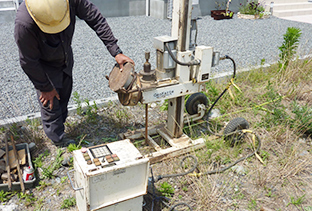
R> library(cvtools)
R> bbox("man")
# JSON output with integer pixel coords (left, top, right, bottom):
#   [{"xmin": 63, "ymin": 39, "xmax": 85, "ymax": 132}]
[{"xmin": 14, "ymin": 0, "xmax": 134, "ymax": 146}]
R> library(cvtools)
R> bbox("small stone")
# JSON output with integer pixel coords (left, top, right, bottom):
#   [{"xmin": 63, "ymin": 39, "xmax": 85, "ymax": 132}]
[
  {"xmin": 0, "ymin": 204, "xmax": 19, "ymax": 211},
  {"xmin": 298, "ymin": 138, "xmax": 306, "ymax": 144},
  {"xmin": 299, "ymin": 150, "xmax": 309, "ymax": 157},
  {"xmin": 208, "ymin": 109, "xmax": 221, "ymax": 118},
  {"xmin": 216, "ymin": 183, "xmax": 222, "ymax": 188},
  {"xmin": 28, "ymin": 142, "xmax": 36, "ymax": 153},
  {"xmin": 232, "ymin": 165, "xmax": 247, "ymax": 175},
  {"xmin": 150, "ymin": 103, "xmax": 157, "ymax": 108},
  {"xmin": 37, "ymin": 125, "xmax": 43, "ymax": 130},
  {"xmin": 55, "ymin": 177, "xmax": 61, "ymax": 183}
]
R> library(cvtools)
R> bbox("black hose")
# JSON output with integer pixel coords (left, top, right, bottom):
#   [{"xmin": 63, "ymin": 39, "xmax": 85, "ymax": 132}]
[
  {"xmin": 202, "ymin": 132, "xmax": 261, "ymax": 175},
  {"xmin": 170, "ymin": 202, "xmax": 193, "ymax": 211},
  {"xmin": 165, "ymin": 43, "xmax": 200, "ymax": 66},
  {"xmin": 155, "ymin": 155, "xmax": 198, "ymax": 182},
  {"xmin": 205, "ymin": 55, "xmax": 236, "ymax": 136}
]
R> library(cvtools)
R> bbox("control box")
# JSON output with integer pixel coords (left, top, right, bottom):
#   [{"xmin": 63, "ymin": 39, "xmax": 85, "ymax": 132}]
[{"xmin": 73, "ymin": 139, "xmax": 149, "ymax": 211}]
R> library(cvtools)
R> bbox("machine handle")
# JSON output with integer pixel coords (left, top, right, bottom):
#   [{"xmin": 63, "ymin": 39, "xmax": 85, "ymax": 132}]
[{"xmin": 67, "ymin": 169, "xmax": 83, "ymax": 191}]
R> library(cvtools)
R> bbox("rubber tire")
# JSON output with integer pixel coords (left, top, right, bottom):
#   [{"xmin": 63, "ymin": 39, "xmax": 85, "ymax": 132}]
[
  {"xmin": 223, "ymin": 117, "xmax": 249, "ymax": 146},
  {"xmin": 185, "ymin": 92, "xmax": 208, "ymax": 115}
]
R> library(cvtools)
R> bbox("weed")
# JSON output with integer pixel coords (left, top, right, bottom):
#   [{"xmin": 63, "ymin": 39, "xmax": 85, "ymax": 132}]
[
  {"xmin": 248, "ymin": 198, "xmax": 257, "ymax": 210},
  {"xmin": 233, "ymin": 192, "xmax": 245, "ymax": 200},
  {"xmin": 76, "ymin": 134, "xmax": 89, "ymax": 145},
  {"xmin": 34, "ymin": 197, "xmax": 44, "ymax": 210},
  {"xmin": 291, "ymin": 101, "xmax": 312, "ymax": 135},
  {"xmin": 222, "ymin": 156, "xmax": 231, "ymax": 164},
  {"xmin": 158, "ymin": 182, "xmax": 175, "ymax": 198},
  {"xmin": 160, "ymin": 99, "xmax": 168, "ymax": 111},
  {"xmin": 0, "ymin": 127, "xmax": 5, "ymax": 133},
  {"xmin": 17, "ymin": 192, "xmax": 37, "ymax": 207},
  {"xmin": 259, "ymin": 81, "xmax": 289, "ymax": 128},
  {"xmin": 33, "ymin": 150, "xmax": 50, "ymax": 169},
  {"xmin": 73, "ymin": 91, "xmax": 83, "ymax": 115},
  {"xmin": 61, "ymin": 176, "xmax": 68, "ymax": 184},
  {"xmin": 41, "ymin": 149, "xmax": 64, "ymax": 179},
  {"xmin": 287, "ymin": 194, "xmax": 305, "ymax": 208},
  {"xmin": 264, "ymin": 187, "xmax": 275, "ymax": 198},
  {"xmin": 260, "ymin": 58, "xmax": 265, "ymax": 66},
  {"xmin": 8, "ymin": 123, "xmax": 21, "ymax": 139},
  {"xmin": 102, "ymin": 136, "xmax": 118, "ymax": 143},
  {"xmin": 205, "ymin": 140, "xmax": 222, "ymax": 159},
  {"xmin": 36, "ymin": 180, "xmax": 51, "ymax": 191},
  {"xmin": 260, "ymin": 150, "xmax": 270, "ymax": 162},
  {"xmin": 84, "ymin": 99, "xmax": 98, "ymax": 122},
  {"xmin": 25, "ymin": 118, "xmax": 41, "ymax": 131},
  {"xmin": 115, "ymin": 108, "xmax": 130, "ymax": 123},
  {"xmin": 60, "ymin": 196, "xmax": 76, "ymax": 209},
  {"xmin": 67, "ymin": 143, "xmax": 81, "ymax": 152},
  {"xmin": 0, "ymin": 190, "xmax": 13, "ymax": 202},
  {"xmin": 73, "ymin": 91, "xmax": 98, "ymax": 121},
  {"xmin": 278, "ymin": 27, "xmax": 302, "ymax": 69},
  {"xmin": 182, "ymin": 186, "xmax": 188, "ymax": 192}
]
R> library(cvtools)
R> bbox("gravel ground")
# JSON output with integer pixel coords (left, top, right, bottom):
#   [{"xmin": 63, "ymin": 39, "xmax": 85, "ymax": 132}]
[{"xmin": 1, "ymin": 14, "xmax": 312, "ymax": 120}]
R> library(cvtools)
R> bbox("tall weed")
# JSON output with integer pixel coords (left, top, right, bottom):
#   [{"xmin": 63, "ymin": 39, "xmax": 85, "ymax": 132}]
[{"xmin": 278, "ymin": 27, "xmax": 302, "ymax": 69}]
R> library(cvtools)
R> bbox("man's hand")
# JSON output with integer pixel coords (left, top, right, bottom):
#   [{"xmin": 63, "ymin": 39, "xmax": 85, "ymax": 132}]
[
  {"xmin": 39, "ymin": 89, "xmax": 60, "ymax": 110},
  {"xmin": 115, "ymin": 54, "xmax": 135, "ymax": 72}
]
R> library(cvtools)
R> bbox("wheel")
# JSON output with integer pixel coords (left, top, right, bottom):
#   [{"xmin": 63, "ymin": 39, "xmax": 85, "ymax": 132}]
[
  {"xmin": 223, "ymin": 117, "xmax": 249, "ymax": 145},
  {"xmin": 185, "ymin": 92, "xmax": 208, "ymax": 115}
]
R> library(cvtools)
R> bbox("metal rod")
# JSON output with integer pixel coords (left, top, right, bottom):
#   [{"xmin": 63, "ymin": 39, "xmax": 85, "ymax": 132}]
[
  {"xmin": 11, "ymin": 135, "xmax": 25, "ymax": 193},
  {"xmin": 5, "ymin": 135, "xmax": 11, "ymax": 191},
  {"xmin": 145, "ymin": 104, "xmax": 148, "ymax": 145}
]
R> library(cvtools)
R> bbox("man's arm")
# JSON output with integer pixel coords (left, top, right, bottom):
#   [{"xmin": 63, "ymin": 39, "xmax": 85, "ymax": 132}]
[
  {"xmin": 14, "ymin": 22, "xmax": 54, "ymax": 92},
  {"xmin": 15, "ymin": 7, "xmax": 59, "ymax": 109}
]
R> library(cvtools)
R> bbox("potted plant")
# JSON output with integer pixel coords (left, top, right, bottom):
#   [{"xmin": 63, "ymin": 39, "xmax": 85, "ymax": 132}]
[
  {"xmin": 237, "ymin": 0, "xmax": 271, "ymax": 19},
  {"xmin": 211, "ymin": 0, "xmax": 234, "ymax": 20}
]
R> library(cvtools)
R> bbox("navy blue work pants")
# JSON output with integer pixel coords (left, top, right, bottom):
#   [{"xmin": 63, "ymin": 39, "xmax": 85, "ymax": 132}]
[{"xmin": 36, "ymin": 73, "xmax": 73, "ymax": 143}]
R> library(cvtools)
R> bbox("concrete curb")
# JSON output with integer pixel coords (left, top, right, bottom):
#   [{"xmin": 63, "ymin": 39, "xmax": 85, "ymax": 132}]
[{"xmin": 0, "ymin": 96, "xmax": 118, "ymax": 127}]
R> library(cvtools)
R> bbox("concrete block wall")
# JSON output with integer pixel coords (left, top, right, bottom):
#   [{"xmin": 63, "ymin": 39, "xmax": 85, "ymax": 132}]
[
  {"xmin": 90, "ymin": 0, "xmax": 146, "ymax": 17},
  {"xmin": 0, "ymin": 0, "xmax": 18, "ymax": 22},
  {"xmin": 150, "ymin": 0, "xmax": 168, "ymax": 19},
  {"xmin": 91, "ymin": 0, "xmax": 246, "ymax": 19}
]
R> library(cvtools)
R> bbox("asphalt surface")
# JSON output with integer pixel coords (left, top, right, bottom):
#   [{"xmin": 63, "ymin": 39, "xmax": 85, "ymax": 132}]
[{"xmin": 1, "ymin": 14, "xmax": 312, "ymax": 120}]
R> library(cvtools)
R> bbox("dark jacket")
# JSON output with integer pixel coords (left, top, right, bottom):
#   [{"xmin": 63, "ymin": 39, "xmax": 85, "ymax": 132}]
[{"xmin": 14, "ymin": 0, "xmax": 120, "ymax": 91}]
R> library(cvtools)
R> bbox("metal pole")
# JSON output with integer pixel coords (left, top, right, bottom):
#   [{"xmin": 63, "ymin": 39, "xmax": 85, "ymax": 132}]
[
  {"xmin": 146, "ymin": 0, "xmax": 150, "ymax": 16},
  {"xmin": 167, "ymin": 0, "xmax": 192, "ymax": 138},
  {"xmin": 145, "ymin": 104, "xmax": 148, "ymax": 145}
]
